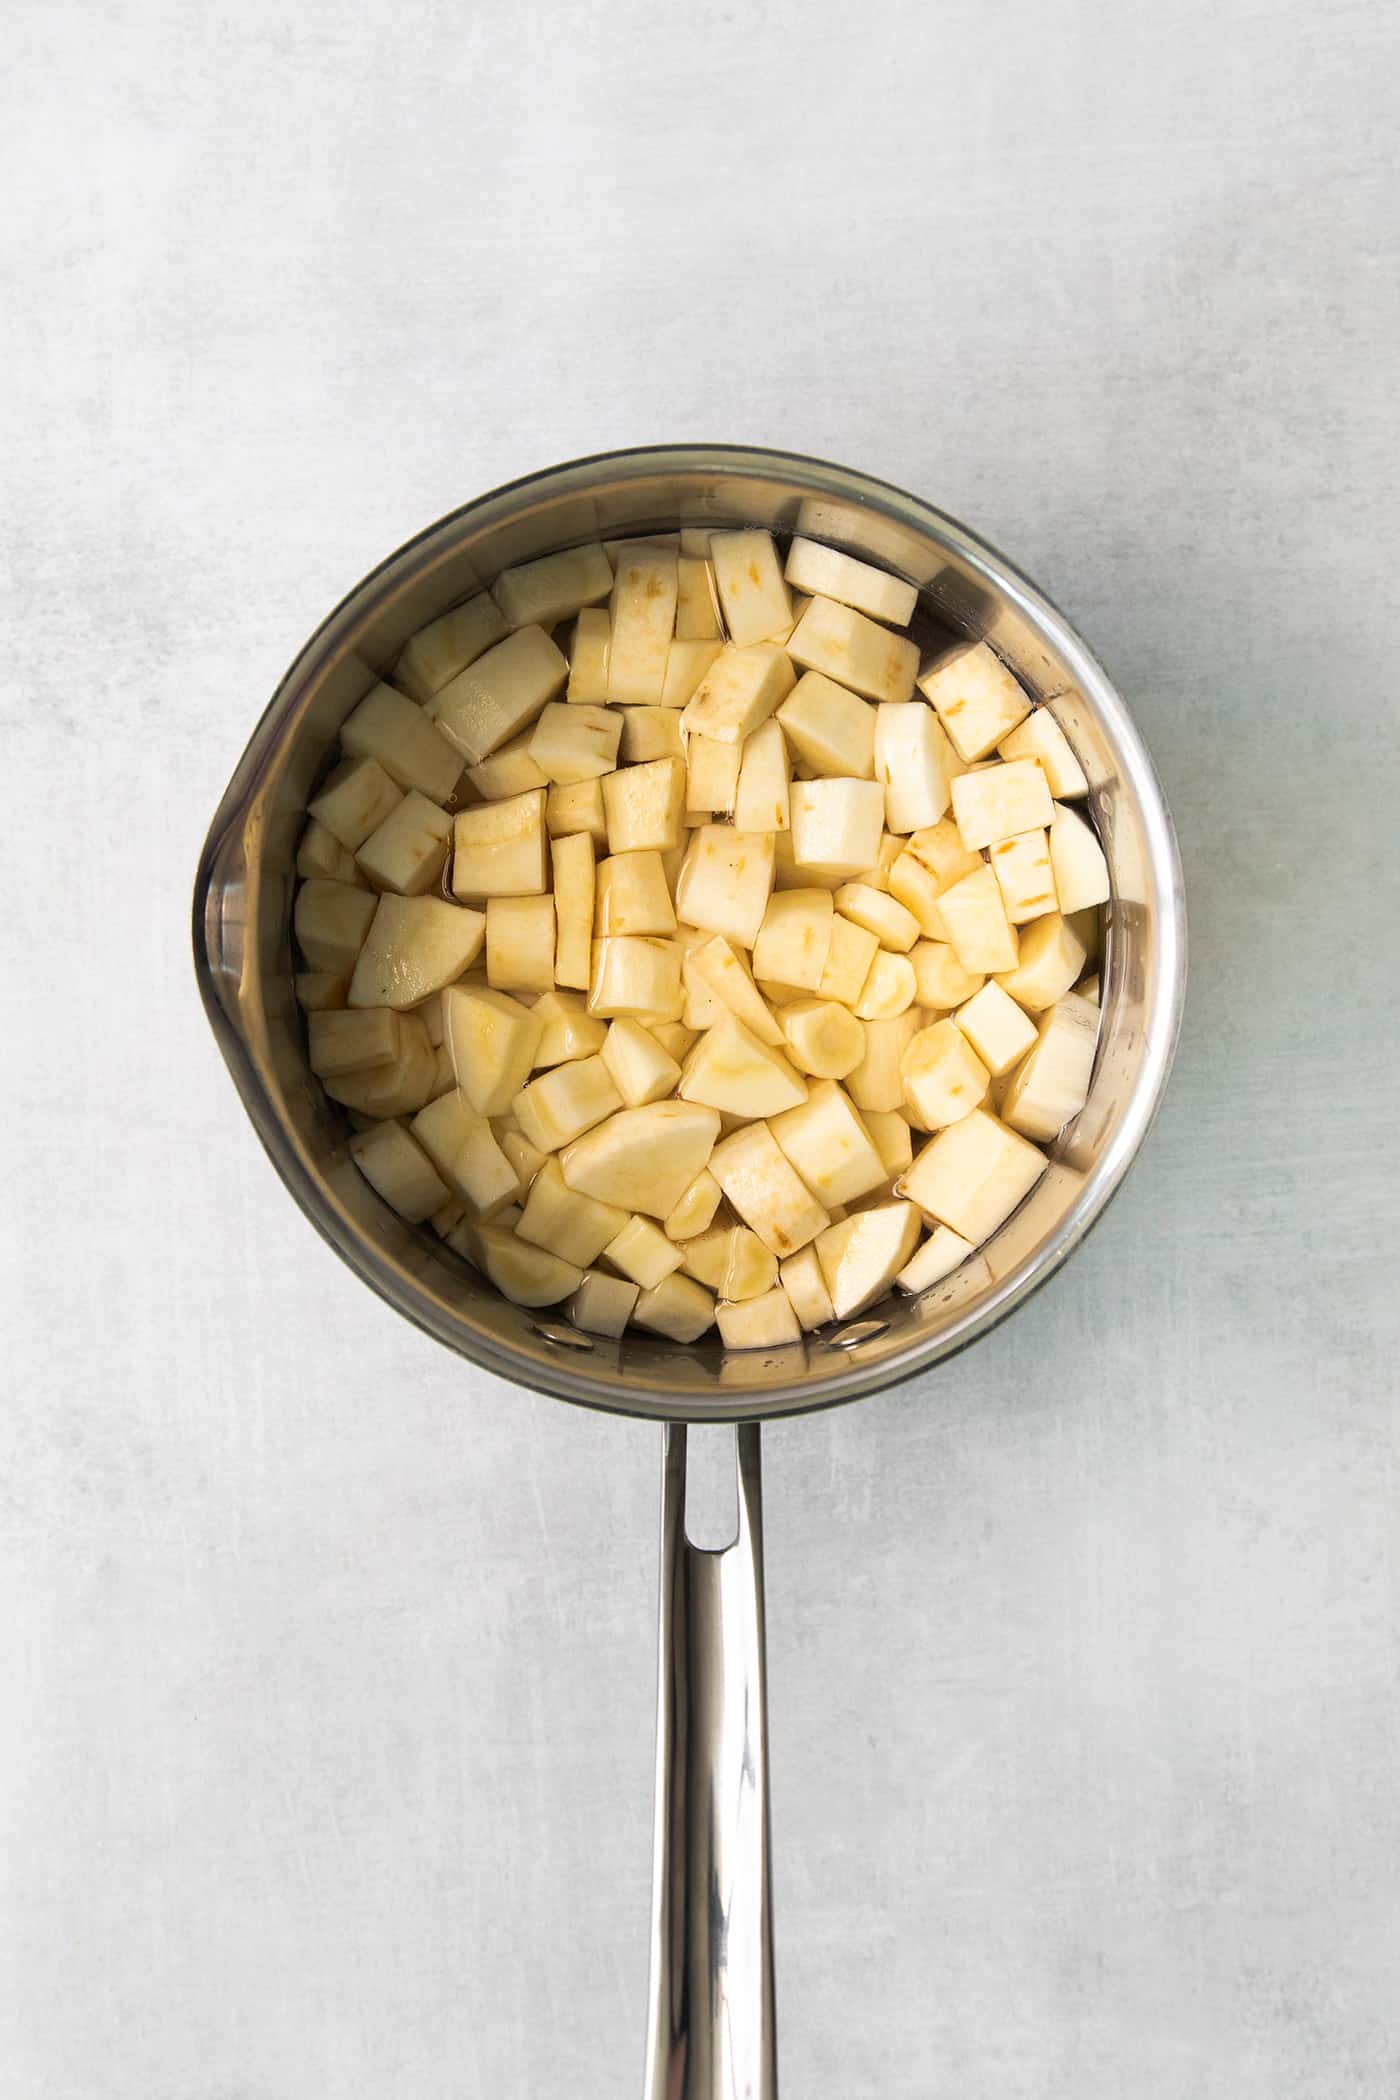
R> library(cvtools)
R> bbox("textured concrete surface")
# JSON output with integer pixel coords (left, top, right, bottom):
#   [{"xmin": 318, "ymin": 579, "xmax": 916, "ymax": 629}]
[{"xmin": 4, "ymin": 2, "xmax": 1398, "ymax": 2095}]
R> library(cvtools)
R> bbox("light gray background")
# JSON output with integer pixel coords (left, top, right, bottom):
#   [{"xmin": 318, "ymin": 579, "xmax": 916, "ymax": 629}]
[{"xmin": 3, "ymin": 2, "xmax": 1397, "ymax": 2095}]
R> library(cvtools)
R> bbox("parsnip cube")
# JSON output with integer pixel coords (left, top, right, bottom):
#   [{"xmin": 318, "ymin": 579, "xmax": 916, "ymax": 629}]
[
  {"xmin": 910, "ymin": 940, "xmax": 984, "ymax": 1010},
  {"xmin": 588, "ymin": 936, "xmax": 683, "ymax": 1019},
  {"xmin": 874, "ymin": 701, "xmax": 958, "ymax": 833},
  {"xmin": 709, "ymin": 1121, "xmax": 830, "ymax": 1256},
  {"xmin": 569, "ymin": 1269, "xmax": 640, "ymax": 1338},
  {"xmin": 394, "ymin": 594, "xmax": 508, "ymax": 703},
  {"xmin": 679, "ymin": 1014, "xmax": 808, "ymax": 1117},
  {"xmin": 788, "ymin": 595, "xmax": 918, "ymax": 703},
  {"xmin": 817, "ymin": 914, "xmax": 880, "ymax": 1006},
  {"xmin": 472, "ymin": 1227, "xmax": 581, "ymax": 1308},
  {"xmin": 429, "ymin": 1042, "xmax": 457, "ymax": 1099},
  {"xmin": 296, "ymin": 970, "xmax": 349, "ymax": 1011},
  {"xmin": 772, "ymin": 827, "xmax": 848, "ymax": 891},
  {"xmin": 601, "ymin": 1017, "xmax": 682, "ymax": 1106},
  {"xmin": 608, "ymin": 548, "xmax": 678, "ymax": 705},
  {"xmin": 901, "ymin": 1019, "xmax": 990, "ymax": 1129},
  {"xmin": 321, "ymin": 1013, "xmax": 437, "ymax": 1118},
  {"xmin": 356, "ymin": 791, "xmax": 452, "ymax": 896},
  {"xmin": 901, "ymin": 816, "xmax": 982, "ymax": 890},
  {"xmin": 550, "ymin": 830, "xmax": 595, "ymax": 991},
  {"xmin": 661, "ymin": 639, "xmax": 724, "ymax": 709},
  {"xmin": 779, "ymin": 1245, "xmax": 835, "ymax": 1331},
  {"xmin": 895, "ymin": 1225, "xmax": 977, "ymax": 1293},
  {"xmin": 485, "ymin": 894, "xmax": 556, "ymax": 995},
  {"xmin": 492, "ymin": 541, "xmax": 612, "ymax": 630},
  {"xmin": 936, "ymin": 866, "xmax": 1020, "ymax": 974},
  {"xmin": 567, "ymin": 608, "xmax": 612, "ymax": 703},
  {"xmin": 526, "ymin": 702, "xmax": 623, "ymax": 787},
  {"xmin": 776, "ymin": 672, "xmax": 876, "ymax": 779},
  {"xmin": 863, "ymin": 1108, "xmax": 913, "ymax": 1182},
  {"xmin": 467, "ymin": 730, "xmax": 549, "ymax": 802},
  {"xmin": 428, "ymin": 625, "xmax": 568, "ymax": 766},
  {"xmin": 451, "ymin": 789, "xmax": 547, "ymax": 899},
  {"xmin": 899, "ymin": 1109, "xmax": 1046, "ymax": 1242},
  {"xmin": 547, "ymin": 777, "xmax": 608, "ymax": 845},
  {"xmin": 603, "ymin": 756, "xmax": 687, "ymax": 854},
  {"xmin": 632, "ymin": 1273, "xmax": 716, "ymax": 1342},
  {"xmin": 350, "ymin": 1119, "xmax": 450, "ymax": 1222},
  {"xmin": 717, "ymin": 1291, "xmax": 801, "ymax": 1350},
  {"xmin": 955, "ymin": 981, "xmax": 1038, "ymax": 1077},
  {"xmin": 951, "ymin": 760, "xmax": 1054, "ymax": 851},
  {"xmin": 604, "ymin": 533, "xmax": 681, "ymax": 559},
  {"xmin": 989, "ymin": 827, "xmax": 1057, "ymax": 923},
  {"xmin": 338, "ymin": 683, "xmax": 463, "ymax": 804},
  {"xmin": 682, "ymin": 644, "xmax": 795, "ymax": 745},
  {"xmin": 295, "ymin": 879, "xmax": 378, "ymax": 973},
  {"xmin": 783, "ymin": 537, "xmax": 917, "ymax": 626},
  {"xmin": 751, "ymin": 889, "xmax": 834, "ymax": 993},
  {"xmin": 297, "ymin": 820, "xmax": 363, "ymax": 886},
  {"xmin": 847, "ymin": 1008, "xmax": 922, "ymax": 1113},
  {"xmin": 1077, "ymin": 973, "xmax": 1100, "ymax": 1007},
  {"xmin": 790, "ymin": 779, "xmax": 885, "ymax": 879},
  {"xmin": 596, "ymin": 851, "xmax": 677, "ymax": 936},
  {"xmin": 349, "ymin": 895, "xmax": 486, "ymax": 1008},
  {"xmin": 409, "ymin": 1093, "xmax": 519, "ymax": 1217},
  {"xmin": 1066, "ymin": 907, "xmax": 1102, "ymax": 966},
  {"xmin": 815, "ymin": 1202, "xmax": 922, "ymax": 1319},
  {"xmin": 730, "ymin": 719, "xmax": 789, "ymax": 835},
  {"xmin": 560, "ymin": 1101, "xmax": 721, "ymax": 1218},
  {"xmin": 619, "ymin": 707, "xmax": 684, "ymax": 763},
  {"xmin": 833, "ymin": 882, "xmax": 919, "ymax": 952},
  {"xmin": 778, "ymin": 998, "xmax": 865, "ymax": 1080},
  {"xmin": 998, "ymin": 708, "xmax": 1088, "ymax": 797},
  {"xmin": 675, "ymin": 826, "xmax": 776, "ymax": 949},
  {"xmin": 917, "ymin": 642, "xmax": 1030, "ymax": 762},
  {"xmin": 511, "ymin": 1045, "xmax": 619, "ymax": 1149},
  {"xmin": 688, "ymin": 937, "xmax": 784, "ymax": 1046},
  {"xmin": 530, "ymin": 990, "xmax": 606, "ymax": 1066},
  {"xmin": 995, "ymin": 911, "xmax": 1086, "ymax": 1012},
  {"xmin": 685, "ymin": 735, "xmax": 742, "ymax": 815},
  {"xmin": 663, "ymin": 1167, "xmax": 722, "ymax": 1241},
  {"xmin": 1048, "ymin": 803, "xmax": 1110, "ymax": 913},
  {"xmin": 444, "ymin": 983, "xmax": 544, "ymax": 1115},
  {"xmin": 604, "ymin": 1215, "xmax": 684, "ymax": 1291},
  {"xmin": 516, "ymin": 1156, "xmax": 629, "ymax": 1266},
  {"xmin": 709, "ymin": 529, "xmax": 792, "ymax": 646},
  {"xmin": 770, "ymin": 1081, "xmax": 887, "ymax": 1207},
  {"xmin": 308, "ymin": 1007, "xmax": 400, "ymax": 1077},
  {"xmin": 681, "ymin": 942, "xmax": 725, "ymax": 1029},
  {"xmin": 309, "ymin": 756, "xmax": 403, "ymax": 851},
  {"xmin": 647, "ymin": 1019, "xmax": 698, "ymax": 1061},
  {"xmin": 675, "ymin": 556, "xmax": 721, "ymax": 639},
  {"xmin": 1001, "ymin": 991, "xmax": 1100, "ymax": 1142},
  {"xmin": 500, "ymin": 1128, "xmax": 548, "ymax": 1188},
  {"xmin": 854, "ymin": 951, "xmax": 916, "ymax": 1020}
]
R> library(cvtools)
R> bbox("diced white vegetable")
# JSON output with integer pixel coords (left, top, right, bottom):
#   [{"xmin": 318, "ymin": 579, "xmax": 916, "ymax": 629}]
[
  {"xmin": 467, "ymin": 730, "xmax": 549, "ymax": 802},
  {"xmin": 675, "ymin": 555, "xmax": 721, "ymax": 640},
  {"xmin": 682, "ymin": 643, "xmax": 795, "ymax": 745},
  {"xmin": 604, "ymin": 1215, "xmax": 684, "ymax": 1291},
  {"xmin": 492, "ymin": 542, "xmax": 612, "ymax": 630},
  {"xmin": 349, "ymin": 895, "xmax": 486, "ymax": 1008},
  {"xmin": 527, "ymin": 702, "xmax": 623, "ymax": 786},
  {"xmin": 428, "ymin": 625, "xmax": 569, "ymax": 766},
  {"xmin": 687, "ymin": 937, "xmax": 784, "ymax": 1045},
  {"xmin": 995, "ymin": 911, "xmax": 1086, "ymax": 1012},
  {"xmin": 500, "ymin": 1128, "xmax": 548, "ymax": 1188},
  {"xmin": 732, "ymin": 719, "xmax": 791, "ymax": 834},
  {"xmin": 546, "ymin": 777, "xmax": 608, "ymax": 844},
  {"xmin": 309, "ymin": 756, "xmax": 403, "ymax": 852},
  {"xmin": 596, "ymin": 851, "xmax": 677, "ymax": 936},
  {"xmin": 954, "ymin": 981, "xmax": 1037, "ymax": 1077},
  {"xmin": 355, "ymin": 791, "xmax": 452, "ymax": 896},
  {"xmin": 847, "ymin": 1008, "xmax": 922, "ymax": 1113},
  {"xmin": 950, "ymin": 759, "xmax": 1053, "ymax": 852},
  {"xmin": 708, "ymin": 1121, "xmax": 830, "ymax": 1256},
  {"xmin": 472, "ymin": 1227, "xmax": 581, "ymax": 1307},
  {"xmin": 833, "ymin": 882, "xmax": 919, "ymax": 953},
  {"xmin": 561, "ymin": 1101, "xmax": 720, "ymax": 1218},
  {"xmin": 321, "ymin": 1013, "xmax": 438, "ymax": 1118},
  {"xmin": 550, "ymin": 831, "xmax": 595, "ymax": 992},
  {"xmin": 901, "ymin": 1019, "xmax": 990, "ymax": 1130},
  {"xmin": 444, "ymin": 983, "xmax": 543, "ymax": 1115},
  {"xmin": 451, "ymin": 788, "xmax": 548, "ymax": 899},
  {"xmin": 485, "ymin": 895, "xmax": 556, "ymax": 995},
  {"xmin": 709, "ymin": 530, "xmax": 792, "ymax": 646},
  {"xmin": 783, "ymin": 537, "xmax": 917, "ymax": 626},
  {"xmin": 751, "ymin": 889, "xmax": 834, "ymax": 993},
  {"xmin": 619, "ymin": 708, "xmax": 684, "ymax": 763},
  {"xmin": 340, "ymin": 685, "xmax": 463, "ymax": 804},
  {"xmin": 685, "ymin": 734, "xmax": 742, "ymax": 815},
  {"xmin": 566, "ymin": 607, "xmax": 612, "ymax": 704},
  {"xmin": 873, "ymin": 702, "xmax": 958, "ymax": 834},
  {"xmin": 632, "ymin": 1273, "xmax": 716, "ymax": 1342},
  {"xmin": 308, "ymin": 1008, "xmax": 400, "ymax": 1077},
  {"xmin": 989, "ymin": 827, "xmax": 1057, "ymax": 923},
  {"xmin": 679, "ymin": 1014, "xmax": 809, "ymax": 1117},
  {"xmin": 816, "ymin": 1202, "xmax": 922, "ymax": 1319},
  {"xmin": 789, "ymin": 778, "xmax": 886, "ymax": 879},
  {"xmin": 514, "ymin": 1053, "xmax": 623, "ymax": 1152},
  {"xmin": 787, "ymin": 596, "xmax": 918, "ymax": 703},
  {"xmin": 516, "ymin": 1156, "xmax": 629, "ymax": 1266},
  {"xmin": 997, "ymin": 708, "xmax": 1087, "ymax": 797},
  {"xmin": 1077, "ymin": 973, "xmax": 1100, "ymax": 1007},
  {"xmin": 603, "ymin": 756, "xmax": 687, "ymax": 854},
  {"xmin": 935, "ymin": 865, "xmax": 1020, "ymax": 974},
  {"xmin": 608, "ymin": 548, "xmax": 678, "ymax": 705},
  {"xmin": 409, "ymin": 1092, "xmax": 519, "ymax": 1217},
  {"xmin": 663, "ymin": 1167, "xmax": 723, "ymax": 1241},
  {"xmin": 770, "ymin": 1080, "xmax": 887, "ymax": 1207},
  {"xmin": 910, "ymin": 940, "xmax": 984, "ymax": 1010},
  {"xmin": 777, "ymin": 672, "xmax": 876, "ymax": 778},
  {"xmin": 817, "ymin": 914, "xmax": 880, "ymax": 1006},
  {"xmin": 895, "ymin": 1225, "xmax": 976, "ymax": 1293},
  {"xmin": 588, "ymin": 936, "xmax": 683, "ymax": 1019},
  {"xmin": 862, "ymin": 1108, "xmax": 913, "ymax": 1182},
  {"xmin": 779, "ymin": 1245, "xmax": 835, "ymax": 1331},
  {"xmin": 853, "ymin": 951, "xmax": 916, "ymax": 1020},
  {"xmin": 295, "ymin": 970, "xmax": 349, "ymax": 1011},
  {"xmin": 297, "ymin": 820, "xmax": 364, "ymax": 886},
  {"xmin": 569, "ymin": 1269, "xmax": 640, "ymax": 1338},
  {"xmin": 394, "ymin": 593, "xmax": 509, "ymax": 703},
  {"xmin": 778, "ymin": 998, "xmax": 865, "ymax": 1080},
  {"xmin": 531, "ymin": 990, "xmax": 606, "ymax": 1066},
  {"xmin": 659, "ymin": 638, "xmax": 723, "ymax": 710},
  {"xmin": 899, "ymin": 1108, "xmax": 1046, "ymax": 1241},
  {"xmin": 601, "ymin": 1017, "xmax": 682, "ymax": 1106},
  {"xmin": 1001, "ymin": 991, "xmax": 1100, "ymax": 1141},
  {"xmin": 295, "ymin": 879, "xmax": 378, "ymax": 973},
  {"xmin": 350, "ymin": 1118, "xmax": 450, "ymax": 1222},
  {"xmin": 1048, "ymin": 803, "xmax": 1110, "ymax": 913},
  {"xmin": 675, "ymin": 825, "xmax": 776, "ymax": 948},
  {"xmin": 917, "ymin": 642, "xmax": 1030, "ymax": 762},
  {"xmin": 717, "ymin": 1290, "xmax": 801, "ymax": 1350}
]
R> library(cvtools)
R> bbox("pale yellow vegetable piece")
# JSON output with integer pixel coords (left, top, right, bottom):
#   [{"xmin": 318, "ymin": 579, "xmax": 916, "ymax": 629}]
[
  {"xmin": 687, "ymin": 937, "xmax": 785, "ymax": 1046},
  {"xmin": 675, "ymin": 556, "xmax": 721, "ymax": 640},
  {"xmin": 779, "ymin": 1245, "xmax": 835, "ymax": 1331},
  {"xmin": 526, "ymin": 702, "xmax": 622, "ymax": 787},
  {"xmin": 530, "ymin": 989, "xmax": 606, "ymax": 1065},
  {"xmin": 295, "ymin": 879, "xmax": 378, "ymax": 973},
  {"xmin": 491, "ymin": 541, "xmax": 612, "ymax": 630},
  {"xmin": 817, "ymin": 914, "xmax": 880, "ymax": 1006},
  {"xmin": 783, "ymin": 537, "xmax": 917, "ymax": 626},
  {"xmin": 731, "ymin": 718, "xmax": 790, "ymax": 834},
  {"xmin": 500, "ymin": 1128, "xmax": 548, "ymax": 1189},
  {"xmin": 550, "ymin": 830, "xmax": 595, "ymax": 991},
  {"xmin": 619, "ymin": 707, "xmax": 684, "ymax": 763},
  {"xmin": 901, "ymin": 1019, "xmax": 990, "ymax": 1129},
  {"xmin": 340, "ymin": 684, "xmax": 463, "ymax": 803},
  {"xmin": 679, "ymin": 1014, "xmax": 808, "ymax": 1117},
  {"xmin": 297, "ymin": 819, "xmax": 363, "ymax": 886},
  {"xmin": 444, "ymin": 983, "xmax": 544, "ymax": 1116},
  {"xmin": 394, "ymin": 593, "xmax": 510, "ymax": 703},
  {"xmin": 546, "ymin": 777, "xmax": 608, "ymax": 845},
  {"xmin": 898, "ymin": 816, "xmax": 982, "ymax": 899},
  {"xmin": 604, "ymin": 533, "xmax": 680, "ymax": 558},
  {"xmin": 355, "ymin": 791, "xmax": 452, "ymax": 896},
  {"xmin": 847, "ymin": 1008, "xmax": 922, "ymax": 1114},
  {"xmin": 955, "ymin": 981, "xmax": 1038, "ymax": 1077},
  {"xmin": 751, "ymin": 888, "xmax": 834, "ymax": 993},
  {"xmin": 561, "ymin": 1101, "xmax": 721, "ymax": 1218},
  {"xmin": 601, "ymin": 1017, "xmax": 682, "ymax": 1107},
  {"xmin": 717, "ymin": 1290, "xmax": 801, "ymax": 1350},
  {"xmin": 516, "ymin": 1156, "xmax": 629, "ymax": 1266},
  {"xmin": 295, "ymin": 970, "xmax": 349, "ymax": 1011},
  {"xmin": 989, "ymin": 828, "xmax": 1058, "ymax": 923},
  {"xmin": 605, "ymin": 1215, "xmax": 684, "ymax": 1291},
  {"xmin": 709, "ymin": 1121, "xmax": 830, "ymax": 1257},
  {"xmin": 854, "ymin": 951, "xmax": 916, "ymax": 1020},
  {"xmin": 588, "ymin": 935, "xmax": 683, "ymax": 1019},
  {"xmin": 596, "ymin": 851, "xmax": 677, "ymax": 936},
  {"xmin": 682, "ymin": 643, "xmax": 795, "ymax": 745},
  {"xmin": 833, "ymin": 882, "xmax": 919, "ymax": 952},
  {"xmin": 514, "ymin": 1053, "xmax": 623, "ymax": 1153},
  {"xmin": 350, "ymin": 1118, "xmax": 450, "ymax": 1223},
  {"xmin": 936, "ymin": 865, "xmax": 1020, "ymax": 975},
  {"xmin": 569, "ymin": 1269, "xmax": 640, "ymax": 1338},
  {"xmin": 409, "ymin": 1093, "xmax": 519, "ymax": 1217},
  {"xmin": 648, "ymin": 1019, "xmax": 698, "ymax": 1062},
  {"xmin": 900, "ymin": 1108, "xmax": 1046, "ymax": 1243},
  {"xmin": 816, "ymin": 1202, "xmax": 922, "ymax": 1319},
  {"xmin": 321, "ymin": 1012, "xmax": 437, "ymax": 1118},
  {"xmin": 862, "ymin": 1108, "xmax": 913, "ymax": 1182},
  {"xmin": 998, "ymin": 708, "xmax": 1087, "ymax": 797},
  {"xmin": 309, "ymin": 756, "xmax": 403, "ymax": 852},
  {"xmin": 467, "ymin": 730, "xmax": 549, "ymax": 802},
  {"xmin": 771, "ymin": 827, "xmax": 849, "ymax": 891},
  {"xmin": 910, "ymin": 940, "xmax": 984, "ymax": 1010},
  {"xmin": 428, "ymin": 1042, "xmax": 458, "ymax": 1099},
  {"xmin": 567, "ymin": 608, "xmax": 612, "ymax": 704},
  {"xmin": 451, "ymin": 788, "xmax": 548, "ymax": 899},
  {"xmin": 308, "ymin": 1008, "xmax": 400, "ymax": 1078},
  {"xmin": 485, "ymin": 895, "xmax": 555, "ymax": 995},
  {"xmin": 675, "ymin": 825, "xmax": 776, "ymax": 949},
  {"xmin": 1001, "ymin": 991, "xmax": 1100, "ymax": 1142},
  {"xmin": 427, "ymin": 625, "xmax": 568, "ymax": 767},
  {"xmin": 787, "ymin": 595, "xmax": 918, "ymax": 704},
  {"xmin": 917, "ymin": 642, "xmax": 1031, "ymax": 762},
  {"xmin": 789, "ymin": 779, "xmax": 886, "ymax": 879},
  {"xmin": 770, "ymin": 1080, "xmax": 887, "ymax": 1207},
  {"xmin": 951, "ymin": 759, "xmax": 1054, "ymax": 851},
  {"xmin": 778, "ymin": 998, "xmax": 865, "ymax": 1080},
  {"xmin": 895, "ymin": 1225, "xmax": 977, "ymax": 1294},
  {"xmin": 661, "ymin": 639, "xmax": 724, "ymax": 709},
  {"xmin": 874, "ymin": 701, "xmax": 958, "ymax": 833},
  {"xmin": 1048, "ymin": 803, "xmax": 1110, "ymax": 913},
  {"xmin": 349, "ymin": 895, "xmax": 486, "ymax": 1009},
  {"xmin": 1077, "ymin": 973, "xmax": 1100, "ymax": 1007},
  {"xmin": 608, "ymin": 548, "xmax": 678, "ymax": 705},
  {"xmin": 709, "ymin": 529, "xmax": 792, "ymax": 646},
  {"xmin": 632, "ymin": 1273, "xmax": 716, "ymax": 1342},
  {"xmin": 995, "ymin": 911, "xmax": 1086, "ymax": 1012},
  {"xmin": 664, "ymin": 1168, "xmax": 723, "ymax": 1241},
  {"xmin": 776, "ymin": 672, "xmax": 876, "ymax": 779},
  {"xmin": 685, "ymin": 734, "xmax": 742, "ymax": 815},
  {"xmin": 603, "ymin": 755, "xmax": 687, "ymax": 854},
  {"xmin": 472, "ymin": 1227, "xmax": 581, "ymax": 1307},
  {"xmin": 681, "ymin": 940, "xmax": 726, "ymax": 1029}
]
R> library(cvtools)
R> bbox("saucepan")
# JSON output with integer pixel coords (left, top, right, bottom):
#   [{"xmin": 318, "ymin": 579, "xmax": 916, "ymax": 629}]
[{"xmin": 193, "ymin": 444, "xmax": 1185, "ymax": 2098}]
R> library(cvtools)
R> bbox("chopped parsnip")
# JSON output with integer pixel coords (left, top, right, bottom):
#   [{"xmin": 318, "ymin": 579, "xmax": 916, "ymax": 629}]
[
  {"xmin": 777, "ymin": 673, "xmax": 876, "ymax": 778},
  {"xmin": 341, "ymin": 685, "xmax": 463, "ymax": 803},
  {"xmin": 717, "ymin": 1290, "xmax": 801, "ymax": 1350},
  {"xmin": 783, "ymin": 537, "xmax": 917, "ymax": 626},
  {"xmin": 428, "ymin": 625, "xmax": 569, "ymax": 766},
  {"xmin": 492, "ymin": 541, "xmax": 612, "ymax": 629},
  {"xmin": 309, "ymin": 757, "xmax": 403, "ymax": 852},
  {"xmin": 787, "ymin": 596, "xmax": 918, "ymax": 703},
  {"xmin": 675, "ymin": 825, "xmax": 776, "ymax": 949},
  {"xmin": 451, "ymin": 789, "xmax": 548, "ymax": 899},
  {"xmin": 567, "ymin": 608, "xmax": 612, "ymax": 704},
  {"xmin": 709, "ymin": 530, "xmax": 792, "ymax": 647},
  {"xmin": 394, "ymin": 593, "xmax": 508, "ymax": 703},
  {"xmin": 709, "ymin": 1121, "xmax": 830, "ymax": 1256},
  {"xmin": 349, "ymin": 895, "xmax": 486, "ymax": 1008},
  {"xmin": 899, "ymin": 1108, "xmax": 1046, "ymax": 1241},
  {"xmin": 917, "ymin": 642, "xmax": 1030, "ymax": 761},
  {"xmin": 486, "ymin": 895, "xmax": 556, "ymax": 995},
  {"xmin": 608, "ymin": 548, "xmax": 678, "ymax": 705},
  {"xmin": 550, "ymin": 830, "xmax": 595, "ymax": 991}
]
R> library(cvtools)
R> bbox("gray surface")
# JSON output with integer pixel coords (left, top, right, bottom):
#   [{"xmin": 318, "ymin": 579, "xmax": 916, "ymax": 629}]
[{"xmin": 3, "ymin": 1, "xmax": 1398, "ymax": 2094}]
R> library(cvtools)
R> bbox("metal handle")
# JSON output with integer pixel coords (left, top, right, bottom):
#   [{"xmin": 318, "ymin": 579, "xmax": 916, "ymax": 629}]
[{"xmin": 644, "ymin": 1424, "xmax": 777, "ymax": 2100}]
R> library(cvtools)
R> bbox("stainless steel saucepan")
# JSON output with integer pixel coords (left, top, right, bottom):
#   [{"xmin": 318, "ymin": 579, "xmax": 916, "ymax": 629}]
[{"xmin": 193, "ymin": 445, "xmax": 1186, "ymax": 2099}]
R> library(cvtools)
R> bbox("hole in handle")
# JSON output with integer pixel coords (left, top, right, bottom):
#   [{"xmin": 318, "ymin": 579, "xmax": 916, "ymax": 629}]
[{"xmin": 683, "ymin": 1424, "xmax": 740, "ymax": 1551}]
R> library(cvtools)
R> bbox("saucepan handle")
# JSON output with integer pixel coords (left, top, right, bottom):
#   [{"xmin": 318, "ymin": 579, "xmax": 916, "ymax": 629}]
[{"xmin": 644, "ymin": 1423, "xmax": 777, "ymax": 2100}]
